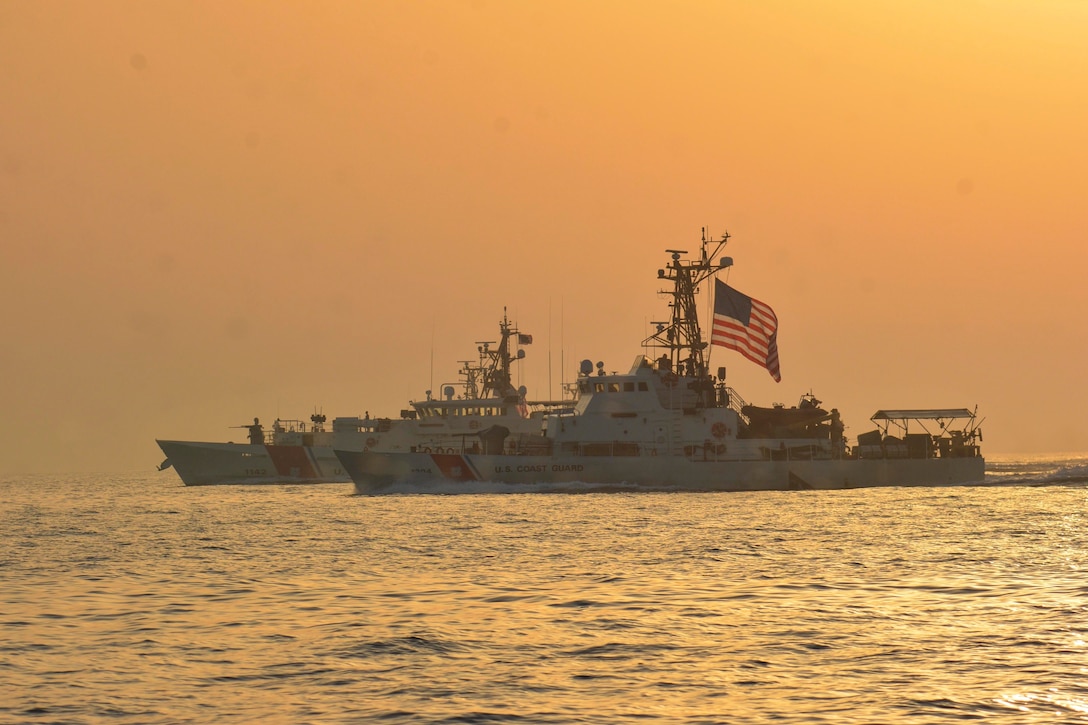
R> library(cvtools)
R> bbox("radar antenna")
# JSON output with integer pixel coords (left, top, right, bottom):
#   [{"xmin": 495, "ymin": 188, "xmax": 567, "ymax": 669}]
[{"xmin": 642, "ymin": 228, "xmax": 733, "ymax": 378}]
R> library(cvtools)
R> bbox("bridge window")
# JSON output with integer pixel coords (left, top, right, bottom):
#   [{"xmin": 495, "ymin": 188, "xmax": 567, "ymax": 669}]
[{"xmin": 623, "ymin": 382, "xmax": 635, "ymax": 392}]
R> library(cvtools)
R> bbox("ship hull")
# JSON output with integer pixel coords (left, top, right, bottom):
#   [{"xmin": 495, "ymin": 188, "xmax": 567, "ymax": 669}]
[
  {"xmin": 337, "ymin": 449, "xmax": 986, "ymax": 494},
  {"xmin": 157, "ymin": 440, "xmax": 348, "ymax": 486}
]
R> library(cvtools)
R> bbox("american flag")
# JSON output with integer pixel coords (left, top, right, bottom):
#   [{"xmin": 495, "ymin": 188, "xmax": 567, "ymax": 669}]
[{"xmin": 711, "ymin": 278, "xmax": 781, "ymax": 382}]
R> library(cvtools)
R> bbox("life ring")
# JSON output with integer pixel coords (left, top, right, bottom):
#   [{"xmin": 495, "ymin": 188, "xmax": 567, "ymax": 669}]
[
  {"xmin": 422, "ymin": 447, "xmax": 432, "ymax": 453},
  {"xmin": 445, "ymin": 447, "xmax": 454, "ymax": 454},
  {"xmin": 363, "ymin": 446, "xmax": 369, "ymax": 452},
  {"xmin": 711, "ymin": 422, "xmax": 728, "ymax": 439},
  {"xmin": 650, "ymin": 449, "xmax": 658, "ymax": 457},
  {"xmin": 366, "ymin": 437, "xmax": 378, "ymax": 447}
]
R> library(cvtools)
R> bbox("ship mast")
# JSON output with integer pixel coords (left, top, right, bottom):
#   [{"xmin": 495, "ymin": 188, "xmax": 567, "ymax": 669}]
[
  {"xmin": 465, "ymin": 309, "xmax": 524, "ymax": 400},
  {"xmin": 643, "ymin": 228, "xmax": 733, "ymax": 378}
]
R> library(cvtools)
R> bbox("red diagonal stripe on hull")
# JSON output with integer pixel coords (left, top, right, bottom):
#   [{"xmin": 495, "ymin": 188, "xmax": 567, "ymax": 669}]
[
  {"xmin": 431, "ymin": 454, "xmax": 479, "ymax": 481},
  {"xmin": 265, "ymin": 445, "xmax": 319, "ymax": 479}
]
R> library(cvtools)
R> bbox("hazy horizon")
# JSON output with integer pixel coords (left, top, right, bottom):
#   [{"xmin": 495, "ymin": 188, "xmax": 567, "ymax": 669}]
[{"xmin": 2, "ymin": 2, "xmax": 1086, "ymax": 474}]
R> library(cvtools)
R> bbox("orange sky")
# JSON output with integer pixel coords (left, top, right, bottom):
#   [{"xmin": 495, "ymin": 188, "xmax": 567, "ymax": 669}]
[{"xmin": 1, "ymin": 1, "xmax": 1086, "ymax": 473}]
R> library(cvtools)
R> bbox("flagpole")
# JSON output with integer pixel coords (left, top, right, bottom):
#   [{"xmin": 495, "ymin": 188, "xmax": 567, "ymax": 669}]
[{"xmin": 705, "ymin": 277, "xmax": 714, "ymax": 371}]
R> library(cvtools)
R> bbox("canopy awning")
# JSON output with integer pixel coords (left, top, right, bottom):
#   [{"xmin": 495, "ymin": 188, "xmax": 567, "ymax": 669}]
[{"xmin": 871, "ymin": 408, "xmax": 975, "ymax": 421}]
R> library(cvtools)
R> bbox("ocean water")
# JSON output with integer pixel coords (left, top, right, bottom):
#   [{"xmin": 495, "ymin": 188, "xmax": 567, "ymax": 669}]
[{"xmin": 3, "ymin": 454, "xmax": 1088, "ymax": 724}]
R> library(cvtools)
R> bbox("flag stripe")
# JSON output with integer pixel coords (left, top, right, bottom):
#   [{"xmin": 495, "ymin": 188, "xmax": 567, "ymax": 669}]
[
  {"xmin": 711, "ymin": 279, "xmax": 781, "ymax": 382},
  {"xmin": 712, "ymin": 324, "xmax": 772, "ymax": 358}
]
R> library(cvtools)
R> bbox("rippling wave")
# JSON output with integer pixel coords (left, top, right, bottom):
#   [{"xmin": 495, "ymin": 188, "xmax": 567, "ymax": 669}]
[
  {"xmin": 2, "ymin": 457, "xmax": 1088, "ymax": 723},
  {"xmin": 985, "ymin": 453, "xmax": 1088, "ymax": 486}
]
